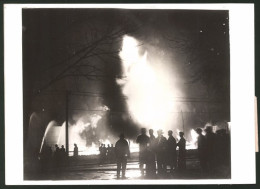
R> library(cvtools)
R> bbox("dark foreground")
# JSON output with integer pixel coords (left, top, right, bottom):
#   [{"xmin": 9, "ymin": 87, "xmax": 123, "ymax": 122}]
[{"xmin": 24, "ymin": 150, "xmax": 230, "ymax": 180}]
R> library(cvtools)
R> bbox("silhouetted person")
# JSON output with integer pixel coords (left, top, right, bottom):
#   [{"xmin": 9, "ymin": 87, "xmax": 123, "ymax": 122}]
[
  {"xmin": 146, "ymin": 129, "xmax": 156, "ymax": 177},
  {"xmin": 115, "ymin": 133, "xmax": 130, "ymax": 179},
  {"xmin": 215, "ymin": 129, "xmax": 229, "ymax": 164},
  {"xmin": 99, "ymin": 143, "xmax": 103, "ymax": 163},
  {"xmin": 106, "ymin": 144, "xmax": 110, "ymax": 159},
  {"xmin": 155, "ymin": 129, "xmax": 167, "ymax": 175},
  {"xmin": 167, "ymin": 130, "xmax": 177, "ymax": 173},
  {"xmin": 99, "ymin": 144, "xmax": 106, "ymax": 164},
  {"xmin": 111, "ymin": 144, "xmax": 116, "ymax": 163},
  {"xmin": 136, "ymin": 128, "xmax": 150, "ymax": 176},
  {"xmin": 195, "ymin": 128, "xmax": 207, "ymax": 172},
  {"xmin": 106, "ymin": 144, "xmax": 112, "ymax": 162},
  {"xmin": 215, "ymin": 128, "xmax": 231, "ymax": 177},
  {"xmin": 60, "ymin": 145, "xmax": 66, "ymax": 156},
  {"xmin": 149, "ymin": 129, "xmax": 156, "ymax": 149},
  {"xmin": 102, "ymin": 144, "xmax": 107, "ymax": 161},
  {"xmin": 177, "ymin": 132, "xmax": 186, "ymax": 171},
  {"xmin": 60, "ymin": 145, "xmax": 66, "ymax": 165},
  {"xmin": 204, "ymin": 126, "xmax": 216, "ymax": 171},
  {"xmin": 39, "ymin": 144, "xmax": 52, "ymax": 172},
  {"xmin": 54, "ymin": 144, "xmax": 61, "ymax": 168},
  {"xmin": 74, "ymin": 143, "xmax": 78, "ymax": 157}
]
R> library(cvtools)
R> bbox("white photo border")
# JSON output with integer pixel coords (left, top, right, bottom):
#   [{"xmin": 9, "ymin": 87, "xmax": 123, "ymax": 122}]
[{"xmin": 4, "ymin": 3, "xmax": 255, "ymax": 185}]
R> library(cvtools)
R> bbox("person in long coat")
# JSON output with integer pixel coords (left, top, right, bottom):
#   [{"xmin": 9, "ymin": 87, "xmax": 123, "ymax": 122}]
[
  {"xmin": 195, "ymin": 128, "xmax": 207, "ymax": 172},
  {"xmin": 115, "ymin": 133, "xmax": 130, "ymax": 179},
  {"xmin": 136, "ymin": 128, "xmax": 150, "ymax": 176},
  {"xmin": 167, "ymin": 130, "xmax": 177, "ymax": 173},
  {"xmin": 146, "ymin": 129, "xmax": 157, "ymax": 177},
  {"xmin": 155, "ymin": 129, "xmax": 167, "ymax": 175},
  {"xmin": 177, "ymin": 132, "xmax": 186, "ymax": 171}
]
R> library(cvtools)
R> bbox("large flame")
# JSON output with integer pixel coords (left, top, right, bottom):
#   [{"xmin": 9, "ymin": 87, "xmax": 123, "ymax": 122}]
[
  {"xmin": 41, "ymin": 113, "xmax": 104, "ymax": 156},
  {"xmin": 117, "ymin": 35, "xmax": 177, "ymax": 131}
]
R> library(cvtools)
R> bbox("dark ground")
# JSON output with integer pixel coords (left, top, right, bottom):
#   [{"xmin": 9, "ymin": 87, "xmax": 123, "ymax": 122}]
[{"xmin": 24, "ymin": 150, "xmax": 230, "ymax": 180}]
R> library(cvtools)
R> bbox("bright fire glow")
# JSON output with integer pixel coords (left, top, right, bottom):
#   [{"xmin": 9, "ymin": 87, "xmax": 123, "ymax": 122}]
[
  {"xmin": 118, "ymin": 35, "xmax": 177, "ymax": 131},
  {"xmin": 187, "ymin": 129, "xmax": 198, "ymax": 149},
  {"xmin": 41, "ymin": 113, "xmax": 104, "ymax": 156},
  {"xmin": 90, "ymin": 114, "xmax": 102, "ymax": 128},
  {"xmin": 129, "ymin": 140, "xmax": 139, "ymax": 153}
]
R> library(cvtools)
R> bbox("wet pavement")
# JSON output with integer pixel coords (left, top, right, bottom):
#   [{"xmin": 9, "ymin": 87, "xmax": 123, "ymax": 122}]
[
  {"xmin": 32, "ymin": 158, "xmax": 209, "ymax": 180},
  {"xmin": 25, "ymin": 150, "xmax": 230, "ymax": 180}
]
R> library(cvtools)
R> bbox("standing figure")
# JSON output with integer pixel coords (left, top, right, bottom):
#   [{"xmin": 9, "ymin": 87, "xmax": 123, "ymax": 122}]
[
  {"xmin": 54, "ymin": 144, "xmax": 61, "ymax": 168},
  {"xmin": 115, "ymin": 133, "xmax": 130, "ymax": 179},
  {"xmin": 136, "ymin": 128, "xmax": 150, "ymax": 176},
  {"xmin": 155, "ymin": 129, "xmax": 167, "ymax": 175},
  {"xmin": 146, "ymin": 129, "xmax": 157, "ymax": 177},
  {"xmin": 99, "ymin": 144, "xmax": 102, "ymax": 163},
  {"xmin": 73, "ymin": 143, "xmax": 78, "ymax": 157},
  {"xmin": 204, "ymin": 126, "xmax": 216, "ymax": 171},
  {"xmin": 149, "ymin": 129, "xmax": 156, "ymax": 149},
  {"xmin": 101, "ymin": 144, "xmax": 106, "ymax": 162},
  {"xmin": 99, "ymin": 144, "xmax": 106, "ymax": 164},
  {"xmin": 99, "ymin": 144, "xmax": 104, "ymax": 164},
  {"xmin": 60, "ymin": 145, "xmax": 66, "ymax": 166},
  {"xmin": 177, "ymin": 132, "xmax": 186, "ymax": 171},
  {"xmin": 111, "ymin": 144, "xmax": 116, "ymax": 163},
  {"xmin": 215, "ymin": 128, "xmax": 231, "ymax": 177},
  {"xmin": 60, "ymin": 145, "xmax": 66, "ymax": 156},
  {"xmin": 105, "ymin": 144, "xmax": 109, "ymax": 161},
  {"xmin": 195, "ymin": 128, "xmax": 207, "ymax": 172},
  {"xmin": 167, "ymin": 130, "xmax": 177, "ymax": 173}
]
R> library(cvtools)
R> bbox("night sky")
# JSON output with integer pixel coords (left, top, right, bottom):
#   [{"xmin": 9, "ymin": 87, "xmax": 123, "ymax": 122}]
[{"xmin": 23, "ymin": 9, "xmax": 230, "ymax": 147}]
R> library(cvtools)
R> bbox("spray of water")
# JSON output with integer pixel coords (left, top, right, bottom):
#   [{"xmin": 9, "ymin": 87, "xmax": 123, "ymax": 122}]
[{"xmin": 39, "ymin": 120, "xmax": 57, "ymax": 153}]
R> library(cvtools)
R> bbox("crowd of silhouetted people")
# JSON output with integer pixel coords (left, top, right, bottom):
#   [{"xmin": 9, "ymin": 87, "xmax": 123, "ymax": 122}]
[
  {"xmin": 196, "ymin": 126, "xmax": 231, "ymax": 177},
  {"xmin": 39, "ymin": 143, "xmax": 79, "ymax": 171},
  {"xmin": 114, "ymin": 126, "xmax": 230, "ymax": 179},
  {"xmin": 99, "ymin": 143, "xmax": 116, "ymax": 163},
  {"xmin": 38, "ymin": 125, "xmax": 230, "ymax": 179},
  {"xmin": 113, "ymin": 128, "xmax": 187, "ymax": 179}
]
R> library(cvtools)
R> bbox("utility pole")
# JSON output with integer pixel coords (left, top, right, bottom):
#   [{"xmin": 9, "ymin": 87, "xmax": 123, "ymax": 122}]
[
  {"xmin": 181, "ymin": 110, "xmax": 185, "ymax": 133},
  {"xmin": 65, "ymin": 91, "xmax": 69, "ymax": 156}
]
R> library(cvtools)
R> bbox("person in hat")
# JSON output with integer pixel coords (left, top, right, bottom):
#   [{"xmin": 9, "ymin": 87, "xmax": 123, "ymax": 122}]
[
  {"xmin": 115, "ymin": 133, "xmax": 130, "ymax": 179},
  {"xmin": 136, "ymin": 128, "xmax": 150, "ymax": 176},
  {"xmin": 155, "ymin": 129, "xmax": 167, "ymax": 175},
  {"xmin": 177, "ymin": 132, "xmax": 186, "ymax": 171}
]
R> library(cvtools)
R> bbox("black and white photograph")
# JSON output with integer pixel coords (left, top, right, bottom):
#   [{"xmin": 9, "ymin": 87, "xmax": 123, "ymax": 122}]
[{"xmin": 4, "ymin": 4, "xmax": 256, "ymax": 185}]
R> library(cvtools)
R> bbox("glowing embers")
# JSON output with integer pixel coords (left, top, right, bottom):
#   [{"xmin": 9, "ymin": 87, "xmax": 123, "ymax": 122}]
[{"xmin": 118, "ymin": 35, "xmax": 176, "ymax": 131}]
